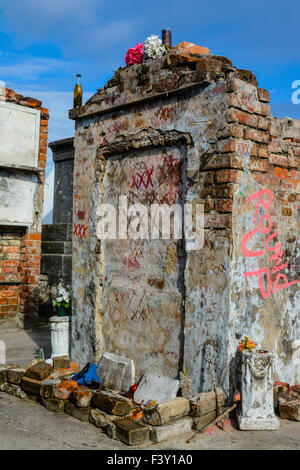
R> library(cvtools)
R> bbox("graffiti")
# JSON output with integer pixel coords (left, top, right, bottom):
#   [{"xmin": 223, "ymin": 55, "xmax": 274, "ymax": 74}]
[
  {"xmin": 122, "ymin": 254, "xmax": 140, "ymax": 273},
  {"xmin": 73, "ymin": 223, "xmax": 87, "ymax": 239},
  {"xmin": 198, "ymin": 284, "xmax": 213, "ymax": 294},
  {"xmin": 77, "ymin": 210, "xmax": 85, "ymax": 220},
  {"xmin": 147, "ymin": 278, "xmax": 165, "ymax": 289},
  {"xmin": 130, "ymin": 166, "xmax": 154, "ymax": 190},
  {"xmin": 209, "ymin": 263, "xmax": 226, "ymax": 275},
  {"xmin": 241, "ymin": 188, "xmax": 299, "ymax": 299},
  {"xmin": 154, "ymin": 106, "xmax": 174, "ymax": 122}
]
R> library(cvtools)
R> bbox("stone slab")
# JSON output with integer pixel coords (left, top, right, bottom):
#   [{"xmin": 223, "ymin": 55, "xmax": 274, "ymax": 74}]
[
  {"xmin": 134, "ymin": 371, "xmax": 179, "ymax": 405},
  {"xmin": 115, "ymin": 418, "xmax": 150, "ymax": 446},
  {"xmin": 70, "ymin": 386, "xmax": 94, "ymax": 408},
  {"xmin": 65, "ymin": 402, "xmax": 91, "ymax": 422},
  {"xmin": 150, "ymin": 416, "xmax": 193, "ymax": 443},
  {"xmin": 42, "ymin": 397, "xmax": 65, "ymax": 412},
  {"xmin": 53, "ymin": 356, "xmax": 71, "ymax": 369},
  {"xmin": 0, "ymin": 364, "xmax": 19, "ymax": 382},
  {"xmin": 143, "ymin": 397, "xmax": 189, "ymax": 425},
  {"xmin": 40, "ymin": 378, "xmax": 61, "ymax": 398},
  {"xmin": 93, "ymin": 390, "xmax": 133, "ymax": 416},
  {"xmin": 54, "ymin": 380, "xmax": 78, "ymax": 400},
  {"xmin": 1, "ymin": 382, "xmax": 28, "ymax": 400},
  {"xmin": 90, "ymin": 408, "xmax": 121, "ymax": 429},
  {"xmin": 97, "ymin": 352, "xmax": 135, "ymax": 392},
  {"xmin": 25, "ymin": 362, "xmax": 54, "ymax": 381},
  {"xmin": 279, "ymin": 400, "xmax": 300, "ymax": 421},
  {"xmin": 21, "ymin": 376, "xmax": 42, "ymax": 395},
  {"xmin": 189, "ymin": 388, "xmax": 225, "ymax": 417},
  {"xmin": 192, "ymin": 409, "xmax": 219, "ymax": 430},
  {"xmin": 7, "ymin": 368, "xmax": 26, "ymax": 385}
]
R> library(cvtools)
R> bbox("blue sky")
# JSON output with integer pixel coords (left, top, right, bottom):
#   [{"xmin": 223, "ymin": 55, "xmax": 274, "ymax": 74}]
[{"xmin": 0, "ymin": 0, "xmax": 299, "ymax": 178}]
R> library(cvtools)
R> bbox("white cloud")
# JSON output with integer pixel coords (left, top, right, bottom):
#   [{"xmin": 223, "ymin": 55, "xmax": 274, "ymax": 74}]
[{"xmin": 0, "ymin": 56, "xmax": 76, "ymax": 80}]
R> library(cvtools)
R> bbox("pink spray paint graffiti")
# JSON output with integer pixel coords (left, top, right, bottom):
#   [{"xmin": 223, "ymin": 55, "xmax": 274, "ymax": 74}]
[{"xmin": 241, "ymin": 188, "xmax": 298, "ymax": 299}]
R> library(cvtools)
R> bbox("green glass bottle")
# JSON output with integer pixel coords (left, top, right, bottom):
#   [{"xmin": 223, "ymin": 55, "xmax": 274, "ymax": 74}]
[{"xmin": 73, "ymin": 73, "xmax": 82, "ymax": 108}]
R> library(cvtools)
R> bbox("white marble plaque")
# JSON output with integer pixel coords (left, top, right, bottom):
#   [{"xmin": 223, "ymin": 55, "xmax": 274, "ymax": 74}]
[
  {"xmin": 0, "ymin": 172, "xmax": 38, "ymax": 225},
  {"xmin": 0, "ymin": 101, "xmax": 40, "ymax": 167}
]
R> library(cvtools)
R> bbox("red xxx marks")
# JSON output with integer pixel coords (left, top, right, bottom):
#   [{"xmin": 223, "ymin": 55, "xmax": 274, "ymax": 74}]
[{"xmin": 131, "ymin": 166, "xmax": 154, "ymax": 190}]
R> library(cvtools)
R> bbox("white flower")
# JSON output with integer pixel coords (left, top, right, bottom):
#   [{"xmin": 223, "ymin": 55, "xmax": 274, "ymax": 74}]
[
  {"xmin": 56, "ymin": 296, "xmax": 63, "ymax": 303},
  {"xmin": 144, "ymin": 35, "xmax": 166, "ymax": 61}
]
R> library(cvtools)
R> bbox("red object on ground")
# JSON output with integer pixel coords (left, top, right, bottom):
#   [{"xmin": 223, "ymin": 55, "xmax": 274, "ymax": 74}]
[{"xmin": 131, "ymin": 384, "xmax": 138, "ymax": 394}]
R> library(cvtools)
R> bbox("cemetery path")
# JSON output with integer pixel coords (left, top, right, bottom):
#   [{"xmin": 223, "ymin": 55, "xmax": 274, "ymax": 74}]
[{"xmin": 0, "ymin": 392, "xmax": 300, "ymax": 450}]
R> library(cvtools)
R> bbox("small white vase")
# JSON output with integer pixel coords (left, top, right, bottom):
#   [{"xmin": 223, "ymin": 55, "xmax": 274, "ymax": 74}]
[
  {"xmin": 49, "ymin": 315, "xmax": 71, "ymax": 359},
  {"xmin": 237, "ymin": 350, "xmax": 279, "ymax": 430}
]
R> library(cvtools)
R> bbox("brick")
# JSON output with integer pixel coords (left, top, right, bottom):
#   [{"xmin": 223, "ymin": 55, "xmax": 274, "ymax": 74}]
[
  {"xmin": 26, "ymin": 393, "xmax": 42, "ymax": 404},
  {"xmin": 40, "ymin": 378, "xmax": 61, "ymax": 398},
  {"xmin": 0, "ymin": 364, "xmax": 19, "ymax": 382},
  {"xmin": 42, "ymin": 397, "xmax": 65, "ymax": 412},
  {"xmin": 248, "ymin": 158, "xmax": 268, "ymax": 172},
  {"xmin": 92, "ymin": 390, "xmax": 133, "ymax": 416},
  {"xmin": 150, "ymin": 416, "xmax": 193, "ymax": 443},
  {"xmin": 218, "ymin": 123, "xmax": 244, "ymax": 139},
  {"xmin": 215, "ymin": 169, "xmax": 241, "ymax": 184},
  {"xmin": 257, "ymin": 115, "xmax": 270, "ymax": 131},
  {"xmin": 1, "ymin": 382, "xmax": 28, "ymax": 400},
  {"xmin": 70, "ymin": 385, "xmax": 94, "ymax": 408},
  {"xmin": 215, "ymin": 199, "xmax": 232, "ymax": 213},
  {"xmin": 244, "ymin": 127, "xmax": 269, "ymax": 144},
  {"xmin": 25, "ymin": 361, "xmax": 53, "ymax": 381},
  {"xmin": 7, "ymin": 368, "xmax": 26, "ymax": 385},
  {"xmin": 258, "ymin": 88, "xmax": 270, "ymax": 103},
  {"xmin": 90, "ymin": 408, "xmax": 123, "ymax": 429},
  {"xmin": 270, "ymin": 154, "xmax": 289, "ymax": 167},
  {"xmin": 226, "ymin": 108, "xmax": 258, "ymax": 128},
  {"xmin": 107, "ymin": 422, "xmax": 118, "ymax": 439},
  {"xmin": 65, "ymin": 402, "xmax": 91, "ymax": 422},
  {"xmin": 217, "ymin": 138, "xmax": 236, "ymax": 153},
  {"xmin": 53, "ymin": 355, "xmax": 71, "ymax": 369},
  {"xmin": 189, "ymin": 388, "xmax": 225, "ymax": 417},
  {"xmin": 256, "ymin": 101, "xmax": 270, "ymax": 116},
  {"xmin": 54, "ymin": 366, "xmax": 79, "ymax": 381},
  {"xmin": 54, "ymin": 380, "xmax": 78, "ymax": 400},
  {"xmin": 115, "ymin": 418, "xmax": 150, "ymax": 446},
  {"xmin": 257, "ymin": 144, "xmax": 269, "ymax": 158},
  {"xmin": 279, "ymin": 400, "xmax": 300, "ymax": 421},
  {"xmin": 172, "ymin": 41, "xmax": 209, "ymax": 55},
  {"xmin": 21, "ymin": 376, "xmax": 42, "ymax": 395},
  {"xmin": 203, "ymin": 172, "xmax": 214, "ymax": 184},
  {"xmin": 143, "ymin": 397, "xmax": 189, "ymax": 426},
  {"xmin": 23, "ymin": 97, "xmax": 42, "ymax": 108},
  {"xmin": 192, "ymin": 409, "xmax": 219, "ymax": 430}
]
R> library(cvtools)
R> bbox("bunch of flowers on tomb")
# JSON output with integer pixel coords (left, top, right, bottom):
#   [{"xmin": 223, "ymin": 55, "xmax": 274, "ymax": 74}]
[
  {"xmin": 125, "ymin": 43, "xmax": 144, "ymax": 66},
  {"xmin": 52, "ymin": 286, "xmax": 71, "ymax": 317},
  {"xmin": 238, "ymin": 336, "xmax": 257, "ymax": 353},
  {"xmin": 143, "ymin": 35, "xmax": 167, "ymax": 61}
]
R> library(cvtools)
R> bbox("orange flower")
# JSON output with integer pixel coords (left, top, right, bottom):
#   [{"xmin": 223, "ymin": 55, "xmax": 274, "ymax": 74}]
[{"xmin": 238, "ymin": 336, "xmax": 257, "ymax": 352}]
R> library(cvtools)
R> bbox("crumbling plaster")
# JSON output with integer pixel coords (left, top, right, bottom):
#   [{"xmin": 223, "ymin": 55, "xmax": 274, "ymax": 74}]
[{"xmin": 70, "ymin": 52, "xmax": 300, "ymax": 395}]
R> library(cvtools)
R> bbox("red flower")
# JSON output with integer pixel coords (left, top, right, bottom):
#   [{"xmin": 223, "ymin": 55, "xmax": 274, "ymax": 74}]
[{"xmin": 125, "ymin": 43, "xmax": 143, "ymax": 67}]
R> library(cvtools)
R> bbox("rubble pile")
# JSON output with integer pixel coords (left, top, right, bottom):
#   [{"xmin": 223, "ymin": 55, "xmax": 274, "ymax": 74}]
[
  {"xmin": 0, "ymin": 355, "xmax": 229, "ymax": 446},
  {"xmin": 2, "ymin": 354, "xmax": 299, "ymax": 446}
]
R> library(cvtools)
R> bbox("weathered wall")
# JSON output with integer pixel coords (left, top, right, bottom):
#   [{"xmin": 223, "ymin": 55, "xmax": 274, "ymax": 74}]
[
  {"xmin": 70, "ymin": 50, "xmax": 299, "ymax": 394},
  {"xmin": 0, "ymin": 87, "xmax": 48, "ymax": 328}
]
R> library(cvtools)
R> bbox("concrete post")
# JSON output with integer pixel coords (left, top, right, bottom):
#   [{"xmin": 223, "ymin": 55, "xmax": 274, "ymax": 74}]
[
  {"xmin": 237, "ymin": 350, "xmax": 279, "ymax": 430},
  {"xmin": 49, "ymin": 316, "xmax": 71, "ymax": 358}
]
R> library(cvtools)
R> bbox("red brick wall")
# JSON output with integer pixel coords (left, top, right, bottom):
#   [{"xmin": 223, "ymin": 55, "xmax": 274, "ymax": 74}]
[{"xmin": 0, "ymin": 87, "xmax": 49, "ymax": 327}]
